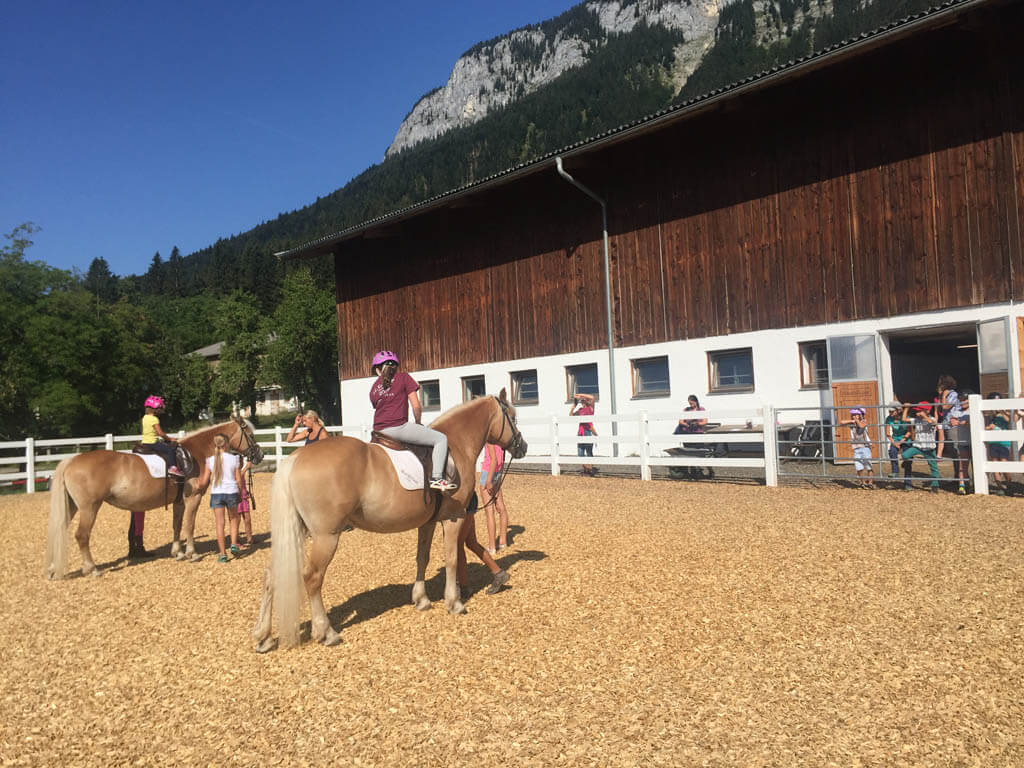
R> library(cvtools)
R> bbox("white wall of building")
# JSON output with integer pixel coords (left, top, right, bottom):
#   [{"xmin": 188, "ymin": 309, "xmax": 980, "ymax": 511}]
[{"xmin": 340, "ymin": 301, "xmax": 1019, "ymax": 454}]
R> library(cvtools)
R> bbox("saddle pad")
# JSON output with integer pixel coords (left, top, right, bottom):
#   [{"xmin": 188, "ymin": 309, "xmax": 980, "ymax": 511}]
[
  {"xmin": 371, "ymin": 444, "xmax": 456, "ymax": 491},
  {"xmin": 134, "ymin": 453, "xmax": 167, "ymax": 479}
]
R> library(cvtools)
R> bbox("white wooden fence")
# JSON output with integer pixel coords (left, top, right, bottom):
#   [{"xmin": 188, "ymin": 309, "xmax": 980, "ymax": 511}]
[{"xmin": 2, "ymin": 397, "xmax": 1020, "ymax": 494}]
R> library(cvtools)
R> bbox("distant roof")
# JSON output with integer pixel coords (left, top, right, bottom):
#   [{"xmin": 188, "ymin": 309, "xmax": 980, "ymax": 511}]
[
  {"xmin": 278, "ymin": 0, "xmax": 991, "ymax": 261},
  {"xmin": 189, "ymin": 341, "xmax": 223, "ymax": 358}
]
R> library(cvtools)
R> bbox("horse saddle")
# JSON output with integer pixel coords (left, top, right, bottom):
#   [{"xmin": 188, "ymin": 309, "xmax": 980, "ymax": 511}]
[
  {"xmin": 370, "ymin": 431, "xmax": 460, "ymax": 493},
  {"xmin": 131, "ymin": 442, "xmax": 198, "ymax": 482}
]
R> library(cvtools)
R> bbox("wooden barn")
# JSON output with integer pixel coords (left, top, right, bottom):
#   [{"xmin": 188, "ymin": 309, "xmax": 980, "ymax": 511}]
[{"xmin": 281, "ymin": 0, "xmax": 1023, "ymax": 434}]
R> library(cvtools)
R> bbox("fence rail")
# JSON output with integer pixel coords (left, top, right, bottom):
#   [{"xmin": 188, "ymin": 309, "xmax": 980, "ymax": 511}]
[{"xmin": 2, "ymin": 397, "xmax": 1019, "ymax": 495}]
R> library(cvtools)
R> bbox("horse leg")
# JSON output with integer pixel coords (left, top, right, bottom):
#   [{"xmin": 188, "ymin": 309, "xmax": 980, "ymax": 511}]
[
  {"xmin": 252, "ymin": 567, "xmax": 277, "ymax": 653},
  {"xmin": 74, "ymin": 502, "xmax": 103, "ymax": 577},
  {"xmin": 170, "ymin": 500, "xmax": 185, "ymax": 559},
  {"xmin": 305, "ymin": 532, "xmax": 342, "ymax": 646},
  {"xmin": 412, "ymin": 520, "xmax": 437, "ymax": 611},
  {"xmin": 440, "ymin": 516, "xmax": 466, "ymax": 615}
]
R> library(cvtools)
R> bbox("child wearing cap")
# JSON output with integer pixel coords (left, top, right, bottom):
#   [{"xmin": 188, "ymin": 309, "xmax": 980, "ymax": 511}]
[
  {"xmin": 838, "ymin": 407, "xmax": 876, "ymax": 489},
  {"xmin": 901, "ymin": 402, "xmax": 944, "ymax": 492},
  {"xmin": 884, "ymin": 401, "xmax": 912, "ymax": 490}
]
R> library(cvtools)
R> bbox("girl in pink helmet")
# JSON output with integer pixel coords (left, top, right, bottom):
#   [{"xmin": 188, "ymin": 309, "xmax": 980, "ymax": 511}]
[
  {"xmin": 369, "ymin": 351, "xmax": 456, "ymax": 492},
  {"xmin": 141, "ymin": 396, "xmax": 183, "ymax": 477}
]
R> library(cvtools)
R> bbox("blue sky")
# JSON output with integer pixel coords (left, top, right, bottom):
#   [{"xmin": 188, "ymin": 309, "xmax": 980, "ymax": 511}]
[{"xmin": 2, "ymin": 0, "xmax": 577, "ymax": 277}]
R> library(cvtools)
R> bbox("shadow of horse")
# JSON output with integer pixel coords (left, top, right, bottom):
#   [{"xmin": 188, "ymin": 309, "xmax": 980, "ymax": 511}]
[{"xmin": 320, "ymin": 548, "xmax": 548, "ymax": 635}]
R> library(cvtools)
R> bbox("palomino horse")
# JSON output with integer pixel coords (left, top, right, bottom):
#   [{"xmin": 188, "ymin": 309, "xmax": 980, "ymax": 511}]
[
  {"xmin": 252, "ymin": 389, "xmax": 527, "ymax": 652},
  {"xmin": 46, "ymin": 417, "xmax": 264, "ymax": 579}
]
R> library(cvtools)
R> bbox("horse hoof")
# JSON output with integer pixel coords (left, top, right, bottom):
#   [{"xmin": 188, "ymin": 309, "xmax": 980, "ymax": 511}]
[
  {"xmin": 255, "ymin": 637, "xmax": 277, "ymax": 654},
  {"xmin": 323, "ymin": 631, "xmax": 342, "ymax": 647},
  {"xmin": 415, "ymin": 598, "xmax": 432, "ymax": 612},
  {"xmin": 449, "ymin": 600, "xmax": 466, "ymax": 615},
  {"xmin": 189, "ymin": 553, "xmax": 202, "ymax": 563},
  {"xmin": 175, "ymin": 552, "xmax": 187, "ymax": 561}
]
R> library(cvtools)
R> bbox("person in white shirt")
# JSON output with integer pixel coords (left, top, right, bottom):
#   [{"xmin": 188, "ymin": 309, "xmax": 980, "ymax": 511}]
[{"xmin": 197, "ymin": 433, "xmax": 243, "ymax": 562}]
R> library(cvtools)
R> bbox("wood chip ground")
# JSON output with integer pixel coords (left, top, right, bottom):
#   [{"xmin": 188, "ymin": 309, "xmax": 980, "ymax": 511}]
[{"xmin": 2, "ymin": 474, "xmax": 1022, "ymax": 766}]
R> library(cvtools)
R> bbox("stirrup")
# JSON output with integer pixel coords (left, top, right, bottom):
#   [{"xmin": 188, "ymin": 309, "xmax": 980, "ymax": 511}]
[{"xmin": 429, "ymin": 478, "xmax": 457, "ymax": 492}]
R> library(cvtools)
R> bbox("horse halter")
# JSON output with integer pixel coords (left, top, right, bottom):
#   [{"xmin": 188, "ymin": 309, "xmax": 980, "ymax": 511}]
[
  {"xmin": 494, "ymin": 397, "xmax": 526, "ymax": 458},
  {"xmin": 233, "ymin": 417, "xmax": 265, "ymax": 464}
]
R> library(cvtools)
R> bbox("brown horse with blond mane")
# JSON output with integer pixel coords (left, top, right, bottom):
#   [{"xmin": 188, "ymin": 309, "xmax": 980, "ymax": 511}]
[
  {"xmin": 46, "ymin": 417, "xmax": 264, "ymax": 579},
  {"xmin": 252, "ymin": 389, "xmax": 527, "ymax": 652}
]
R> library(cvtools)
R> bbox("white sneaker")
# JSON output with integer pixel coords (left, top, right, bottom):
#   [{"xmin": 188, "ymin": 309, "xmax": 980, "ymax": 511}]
[{"xmin": 429, "ymin": 478, "xmax": 457, "ymax": 492}]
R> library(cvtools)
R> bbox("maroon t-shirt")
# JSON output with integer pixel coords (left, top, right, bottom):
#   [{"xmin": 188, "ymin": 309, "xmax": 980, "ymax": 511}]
[{"xmin": 370, "ymin": 371, "xmax": 419, "ymax": 430}]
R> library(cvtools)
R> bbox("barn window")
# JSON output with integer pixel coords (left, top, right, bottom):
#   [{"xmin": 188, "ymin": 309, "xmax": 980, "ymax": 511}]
[
  {"xmin": 462, "ymin": 375, "xmax": 486, "ymax": 402},
  {"xmin": 420, "ymin": 379, "xmax": 441, "ymax": 411},
  {"xmin": 510, "ymin": 370, "xmax": 538, "ymax": 405},
  {"xmin": 631, "ymin": 356, "xmax": 670, "ymax": 398},
  {"xmin": 708, "ymin": 348, "xmax": 754, "ymax": 393},
  {"xmin": 799, "ymin": 341, "xmax": 829, "ymax": 389},
  {"xmin": 566, "ymin": 363, "xmax": 599, "ymax": 401}
]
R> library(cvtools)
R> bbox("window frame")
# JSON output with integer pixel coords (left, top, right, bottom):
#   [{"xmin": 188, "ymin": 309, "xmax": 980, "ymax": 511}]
[
  {"xmin": 565, "ymin": 363, "xmax": 599, "ymax": 403},
  {"xmin": 630, "ymin": 355, "xmax": 671, "ymax": 399},
  {"xmin": 798, "ymin": 340, "xmax": 829, "ymax": 390},
  {"xmin": 510, "ymin": 369, "xmax": 539, "ymax": 405},
  {"xmin": 707, "ymin": 347, "xmax": 755, "ymax": 394},
  {"xmin": 461, "ymin": 375, "xmax": 486, "ymax": 403},
  {"xmin": 419, "ymin": 379, "xmax": 441, "ymax": 411}
]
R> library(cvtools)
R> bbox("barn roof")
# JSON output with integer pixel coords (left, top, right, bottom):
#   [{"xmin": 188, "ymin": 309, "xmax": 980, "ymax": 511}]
[{"xmin": 277, "ymin": 0, "xmax": 992, "ymax": 261}]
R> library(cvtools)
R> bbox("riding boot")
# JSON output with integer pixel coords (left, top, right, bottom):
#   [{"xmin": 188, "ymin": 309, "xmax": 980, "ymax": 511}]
[{"xmin": 127, "ymin": 516, "xmax": 153, "ymax": 559}]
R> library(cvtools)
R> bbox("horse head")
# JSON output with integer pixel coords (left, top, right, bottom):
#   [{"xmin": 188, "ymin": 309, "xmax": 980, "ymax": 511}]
[
  {"xmin": 490, "ymin": 388, "xmax": 528, "ymax": 459},
  {"xmin": 231, "ymin": 415, "xmax": 265, "ymax": 465}
]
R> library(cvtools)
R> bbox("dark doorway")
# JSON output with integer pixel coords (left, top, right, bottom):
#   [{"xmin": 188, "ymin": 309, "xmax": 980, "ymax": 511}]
[{"xmin": 887, "ymin": 325, "xmax": 979, "ymax": 403}]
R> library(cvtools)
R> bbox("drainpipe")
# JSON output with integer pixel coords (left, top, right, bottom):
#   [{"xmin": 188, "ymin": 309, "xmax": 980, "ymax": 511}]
[{"xmin": 555, "ymin": 156, "xmax": 618, "ymax": 454}]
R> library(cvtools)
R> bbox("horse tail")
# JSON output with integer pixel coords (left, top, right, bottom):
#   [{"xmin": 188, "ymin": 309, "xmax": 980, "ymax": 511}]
[
  {"xmin": 271, "ymin": 454, "xmax": 307, "ymax": 649},
  {"xmin": 46, "ymin": 458, "xmax": 76, "ymax": 580}
]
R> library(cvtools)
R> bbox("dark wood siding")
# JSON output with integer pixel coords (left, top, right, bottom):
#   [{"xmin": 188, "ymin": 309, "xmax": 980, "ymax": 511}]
[{"xmin": 332, "ymin": 3, "xmax": 1023, "ymax": 379}]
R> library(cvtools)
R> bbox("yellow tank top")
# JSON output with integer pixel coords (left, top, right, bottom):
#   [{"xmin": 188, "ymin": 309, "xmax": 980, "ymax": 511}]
[{"xmin": 141, "ymin": 414, "xmax": 160, "ymax": 444}]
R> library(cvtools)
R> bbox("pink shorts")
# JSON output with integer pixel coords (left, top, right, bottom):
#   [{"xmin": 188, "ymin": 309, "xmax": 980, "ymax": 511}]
[{"xmin": 237, "ymin": 479, "xmax": 251, "ymax": 514}]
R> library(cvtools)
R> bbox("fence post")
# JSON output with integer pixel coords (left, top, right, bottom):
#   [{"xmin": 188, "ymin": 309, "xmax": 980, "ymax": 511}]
[
  {"xmin": 105, "ymin": 433, "xmax": 114, "ymax": 451},
  {"xmin": 968, "ymin": 394, "xmax": 988, "ymax": 495},
  {"xmin": 25, "ymin": 438, "xmax": 35, "ymax": 494},
  {"xmin": 639, "ymin": 411, "xmax": 651, "ymax": 481},
  {"xmin": 763, "ymin": 405, "xmax": 778, "ymax": 487},
  {"xmin": 550, "ymin": 415, "xmax": 560, "ymax": 476},
  {"xmin": 274, "ymin": 426, "xmax": 284, "ymax": 470}
]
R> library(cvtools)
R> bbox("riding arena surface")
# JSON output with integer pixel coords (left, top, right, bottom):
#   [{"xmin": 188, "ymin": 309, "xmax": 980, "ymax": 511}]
[{"xmin": 2, "ymin": 473, "xmax": 1022, "ymax": 766}]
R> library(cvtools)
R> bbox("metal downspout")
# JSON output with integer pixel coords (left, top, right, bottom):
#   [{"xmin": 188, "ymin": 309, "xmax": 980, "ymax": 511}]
[{"xmin": 555, "ymin": 156, "xmax": 618, "ymax": 454}]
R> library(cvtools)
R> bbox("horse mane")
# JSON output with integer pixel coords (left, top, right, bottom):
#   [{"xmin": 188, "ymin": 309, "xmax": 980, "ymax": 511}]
[
  {"xmin": 431, "ymin": 396, "xmax": 494, "ymax": 429},
  {"xmin": 181, "ymin": 418, "xmax": 253, "ymax": 441}
]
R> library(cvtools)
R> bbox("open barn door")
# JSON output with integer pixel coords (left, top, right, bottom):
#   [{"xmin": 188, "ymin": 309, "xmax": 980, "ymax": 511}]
[
  {"xmin": 828, "ymin": 334, "xmax": 881, "ymax": 463},
  {"xmin": 977, "ymin": 317, "xmax": 1011, "ymax": 397}
]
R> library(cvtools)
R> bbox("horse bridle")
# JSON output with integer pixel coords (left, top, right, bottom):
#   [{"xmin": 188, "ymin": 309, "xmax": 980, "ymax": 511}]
[{"xmin": 233, "ymin": 417, "xmax": 264, "ymax": 464}]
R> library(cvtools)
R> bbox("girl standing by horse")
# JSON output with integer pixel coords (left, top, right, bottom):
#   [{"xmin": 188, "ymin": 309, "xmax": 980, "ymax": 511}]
[
  {"xmin": 480, "ymin": 442, "xmax": 509, "ymax": 553},
  {"xmin": 370, "ymin": 350, "xmax": 456, "ymax": 491},
  {"xmin": 197, "ymin": 433, "xmax": 244, "ymax": 562}
]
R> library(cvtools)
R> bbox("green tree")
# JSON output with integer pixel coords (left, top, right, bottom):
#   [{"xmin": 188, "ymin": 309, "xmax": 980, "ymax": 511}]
[
  {"xmin": 213, "ymin": 290, "xmax": 266, "ymax": 419},
  {"xmin": 84, "ymin": 257, "xmax": 118, "ymax": 302},
  {"xmin": 0, "ymin": 223, "xmax": 74, "ymax": 438},
  {"xmin": 262, "ymin": 267, "xmax": 340, "ymax": 422}
]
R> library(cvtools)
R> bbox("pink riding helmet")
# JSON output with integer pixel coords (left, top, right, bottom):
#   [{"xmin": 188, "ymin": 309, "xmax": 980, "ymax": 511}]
[
  {"xmin": 144, "ymin": 395, "xmax": 165, "ymax": 410},
  {"xmin": 371, "ymin": 350, "xmax": 399, "ymax": 371}
]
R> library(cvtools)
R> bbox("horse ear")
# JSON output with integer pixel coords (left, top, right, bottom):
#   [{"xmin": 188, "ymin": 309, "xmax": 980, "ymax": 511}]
[{"xmin": 498, "ymin": 387, "xmax": 508, "ymax": 404}]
